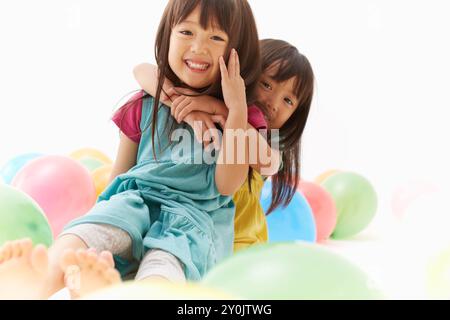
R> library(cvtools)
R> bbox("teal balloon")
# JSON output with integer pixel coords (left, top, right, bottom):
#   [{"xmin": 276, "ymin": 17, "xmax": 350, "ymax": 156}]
[
  {"xmin": 0, "ymin": 153, "xmax": 43, "ymax": 184},
  {"xmin": 0, "ymin": 184, "xmax": 53, "ymax": 247},
  {"xmin": 79, "ymin": 157, "xmax": 104, "ymax": 172},
  {"xmin": 203, "ymin": 243, "xmax": 384, "ymax": 300},
  {"xmin": 261, "ymin": 180, "xmax": 316, "ymax": 242},
  {"xmin": 321, "ymin": 172, "xmax": 377, "ymax": 239}
]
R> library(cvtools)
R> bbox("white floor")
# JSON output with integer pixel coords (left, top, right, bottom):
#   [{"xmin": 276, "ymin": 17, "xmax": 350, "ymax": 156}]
[{"xmin": 50, "ymin": 226, "xmax": 449, "ymax": 300}]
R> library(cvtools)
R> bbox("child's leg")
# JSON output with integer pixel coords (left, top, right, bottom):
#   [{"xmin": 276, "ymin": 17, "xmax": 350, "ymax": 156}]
[
  {"xmin": 0, "ymin": 234, "xmax": 87, "ymax": 300},
  {"xmin": 134, "ymin": 249, "xmax": 186, "ymax": 283},
  {"xmin": 59, "ymin": 224, "xmax": 131, "ymax": 298},
  {"xmin": 45, "ymin": 234, "xmax": 90, "ymax": 297}
]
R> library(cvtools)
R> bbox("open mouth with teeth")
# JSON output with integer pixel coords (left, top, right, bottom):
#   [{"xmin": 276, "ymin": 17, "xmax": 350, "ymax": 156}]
[{"xmin": 185, "ymin": 59, "xmax": 211, "ymax": 72}]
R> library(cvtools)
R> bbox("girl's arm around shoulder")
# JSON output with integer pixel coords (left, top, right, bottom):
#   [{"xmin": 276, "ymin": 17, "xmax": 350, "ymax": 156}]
[
  {"xmin": 246, "ymin": 123, "xmax": 281, "ymax": 177},
  {"xmin": 108, "ymin": 132, "xmax": 139, "ymax": 183}
]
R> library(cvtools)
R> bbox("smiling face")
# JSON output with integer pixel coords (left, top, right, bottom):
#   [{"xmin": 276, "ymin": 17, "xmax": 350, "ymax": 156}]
[
  {"xmin": 168, "ymin": 5, "xmax": 229, "ymax": 89},
  {"xmin": 255, "ymin": 64, "xmax": 300, "ymax": 130}
]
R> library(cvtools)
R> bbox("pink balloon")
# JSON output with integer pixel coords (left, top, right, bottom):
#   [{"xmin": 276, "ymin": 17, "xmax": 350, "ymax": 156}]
[
  {"xmin": 391, "ymin": 180, "xmax": 439, "ymax": 220},
  {"xmin": 298, "ymin": 181, "xmax": 337, "ymax": 242},
  {"xmin": 12, "ymin": 155, "xmax": 96, "ymax": 236}
]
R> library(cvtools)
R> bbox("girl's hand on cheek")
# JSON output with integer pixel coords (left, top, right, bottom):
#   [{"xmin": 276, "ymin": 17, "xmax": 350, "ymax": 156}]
[{"xmin": 219, "ymin": 49, "xmax": 247, "ymax": 114}]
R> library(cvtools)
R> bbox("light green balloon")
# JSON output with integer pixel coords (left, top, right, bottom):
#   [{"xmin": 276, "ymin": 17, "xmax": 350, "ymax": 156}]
[
  {"xmin": 203, "ymin": 243, "xmax": 384, "ymax": 300},
  {"xmin": 427, "ymin": 246, "xmax": 450, "ymax": 299},
  {"xmin": 0, "ymin": 185, "xmax": 53, "ymax": 247},
  {"xmin": 79, "ymin": 157, "xmax": 104, "ymax": 172},
  {"xmin": 321, "ymin": 172, "xmax": 377, "ymax": 239}
]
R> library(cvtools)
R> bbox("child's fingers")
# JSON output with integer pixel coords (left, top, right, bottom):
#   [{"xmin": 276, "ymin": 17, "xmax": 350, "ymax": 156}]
[
  {"xmin": 228, "ymin": 49, "xmax": 236, "ymax": 78},
  {"xmin": 219, "ymin": 56, "xmax": 228, "ymax": 81},
  {"xmin": 234, "ymin": 50, "xmax": 241, "ymax": 77},
  {"xmin": 211, "ymin": 115, "xmax": 226, "ymax": 129},
  {"xmin": 177, "ymin": 104, "xmax": 196, "ymax": 123},
  {"xmin": 171, "ymin": 96, "xmax": 185, "ymax": 118},
  {"xmin": 174, "ymin": 99, "xmax": 192, "ymax": 123}
]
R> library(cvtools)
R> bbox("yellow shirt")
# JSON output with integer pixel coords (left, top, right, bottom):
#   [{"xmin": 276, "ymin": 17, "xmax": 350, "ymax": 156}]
[{"xmin": 232, "ymin": 171, "xmax": 268, "ymax": 252}]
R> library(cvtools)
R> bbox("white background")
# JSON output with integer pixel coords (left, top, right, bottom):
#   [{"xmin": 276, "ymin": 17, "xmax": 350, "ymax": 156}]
[{"xmin": 1, "ymin": 0, "xmax": 450, "ymax": 299}]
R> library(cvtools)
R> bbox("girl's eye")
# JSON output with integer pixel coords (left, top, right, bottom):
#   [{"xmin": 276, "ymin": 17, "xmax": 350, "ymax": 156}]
[
  {"xmin": 180, "ymin": 30, "xmax": 193, "ymax": 36},
  {"xmin": 261, "ymin": 81, "xmax": 272, "ymax": 90},
  {"xmin": 211, "ymin": 36, "xmax": 225, "ymax": 42},
  {"xmin": 285, "ymin": 98, "xmax": 294, "ymax": 107}
]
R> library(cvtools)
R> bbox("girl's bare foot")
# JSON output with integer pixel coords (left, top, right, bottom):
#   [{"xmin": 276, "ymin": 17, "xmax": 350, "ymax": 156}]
[
  {"xmin": 60, "ymin": 248, "xmax": 121, "ymax": 299},
  {"xmin": 0, "ymin": 239, "xmax": 49, "ymax": 300}
]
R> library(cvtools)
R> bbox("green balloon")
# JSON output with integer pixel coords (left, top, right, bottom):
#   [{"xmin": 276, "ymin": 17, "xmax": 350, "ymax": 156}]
[
  {"xmin": 79, "ymin": 157, "xmax": 104, "ymax": 172},
  {"xmin": 427, "ymin": 246, "xmax": 450, "ymax": 299},
  {"xmin": 0, "ymin": 184, "xmax": 53, "ymax": 247},
  {"xmin": 321, "ymin": 172, "xmax": 377, "ymax": 239},
  {"xmin": 203, "ymin": 243, "xmax": 383, "ymax": 299}
]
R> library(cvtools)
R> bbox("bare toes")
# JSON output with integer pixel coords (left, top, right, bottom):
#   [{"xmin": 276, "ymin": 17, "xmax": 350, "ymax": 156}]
[
  {"xmin": 105, "ymin": 268, "xmax": 121, "ymax": 284},
  {"xmin": 18, "ymin": 239, "xmax": 33, "ymax": 258},
  {"xmin": 99, "ymin": 251, "xmax": 115, "ymax": 267},
  {"xmin": 30, "ymin": 245, "xmax": 48, "ymax": 274},
  {"xmin": 0, "ymin": 242, "xmax": 13, "ymax": 262},
  {"xmin": 60, "ymin": 249, "xmax": 78, "ymax": 271}
]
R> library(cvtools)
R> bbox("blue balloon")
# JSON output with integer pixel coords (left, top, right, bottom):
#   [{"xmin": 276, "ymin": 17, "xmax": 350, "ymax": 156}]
[
  {"xmin": 260, "ymin": 180, "xmax": 317, "ymax": 242},
  {"xmin": 0, "ymin": 153, "xmax": 44, "ymax": 184}
]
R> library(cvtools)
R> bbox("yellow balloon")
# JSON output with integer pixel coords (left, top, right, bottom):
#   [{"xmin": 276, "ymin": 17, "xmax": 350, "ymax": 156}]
[
  {"xmin": 83, "ymin": 280, "xmax": 236, "ymax": 300},
  {"xmin": 427, "ymin": 246, "xmax": 450, "ymax": 299},
  {"xmin": 315, "ymin": 169, "xmax": 341, "ymax": 184},
  {"xmin": 92, "ymin": 164, "xmax": 113, "ymax": 197},
  {"xmin": 69, "ymin": 148, "xmax": 113, "ymax": 165}
]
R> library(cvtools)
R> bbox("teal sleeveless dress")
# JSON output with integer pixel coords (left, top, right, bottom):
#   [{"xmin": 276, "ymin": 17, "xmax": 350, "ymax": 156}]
[{"xmin": 64, "ymin": 96, "xmax": 235, "ymax": 281}]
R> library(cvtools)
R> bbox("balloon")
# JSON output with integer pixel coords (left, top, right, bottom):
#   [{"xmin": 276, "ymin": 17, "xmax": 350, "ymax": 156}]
[
  {"xmin": 92, "ymin": 164, "xmax": 113, "ymax": 198},
  {"xmin": 391, "ymin": 180, "xmax": 439, "ymax": 220},
  {"xmin": 83, "ymin": 281, "xmax": 234, "ymax": 300},
  {"xmin": 261, "ymin": 180, "xmax": 316, "ymax": 243},
  {"xmin": 203, "ymin": 243, "xmax": 384, "ymax": 299},
  {"xmin": 12, "ymin": 155, "xmax": 97, "ymax": 237},
  {"xmin": 79, "ymin": 157, "xmax": 104, "ymax": 172},
  {"xmin": 298, "ymin": 181, "xmax": 337, "ymax": 242},
  {"xmin": 0, "ymin": 153, "xmax": 44, "ymax": 184},
  {"xmin": 321, "ymin": 172, "xmax": 377, "ymax": 239},
  {"xmin": 315, "ymin": 169, "xmax": 341, "ymax": 184},
  {"xmin": 427, "ymin": 246, "xmax": 450, "ymax": 299},
  {"xmin": 69, "ymin": 148, "xmax": 112, "ymax": 165},
  {"xmin": 0, "ymin": 184, "xmax": 53, "ymax": 247}
]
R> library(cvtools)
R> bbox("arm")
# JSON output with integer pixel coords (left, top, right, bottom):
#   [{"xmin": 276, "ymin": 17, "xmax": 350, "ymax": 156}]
[
  {"xmin": 133, "ymin": 63, "xmax": 175, "ymax": 105},
  {"xmin": 245, "ymin": 123, "xmax": 281, "ymax": 177},
  {"xmin": 177, "ymin": 97, "xmax": 280, "ymax": 177},
  {"xmin": 134, "ymin": 63, "xmax": 226, "ymax": 118},
  {"xmin": 214, "ymin": 50, "xmax": 250, "ymax": 196},
  {"xmin": 108, "ymin": 132, "xmax": 139, "ymax": 183}
]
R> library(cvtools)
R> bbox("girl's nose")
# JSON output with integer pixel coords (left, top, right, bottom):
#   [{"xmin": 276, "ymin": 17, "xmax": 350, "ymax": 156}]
[
  {"xmin": 269, "ymin": 101, "xmax": 277, "ymax": 113},
  {"xmin": 191, "ymin": 39, "xmax": 207, "ymax": 55}
]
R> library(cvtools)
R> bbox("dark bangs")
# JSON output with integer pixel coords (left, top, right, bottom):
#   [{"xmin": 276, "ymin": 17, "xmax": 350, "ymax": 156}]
[{"xmin": 171, "ymin": 0, "xmax": 235, "ymax": 37}]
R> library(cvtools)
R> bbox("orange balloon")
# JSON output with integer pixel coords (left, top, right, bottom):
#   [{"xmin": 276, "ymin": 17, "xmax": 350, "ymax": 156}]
[
  {"xmin": 315, "ymin": 170, "xmax": 341, "ymax": 184},
  {"xmin": 69, "ymin": 148, "xmax": 113, "ymax": 165},
  {"xmin": 92, "ymin": 164, "xmax": 113, "ymax": 198}
]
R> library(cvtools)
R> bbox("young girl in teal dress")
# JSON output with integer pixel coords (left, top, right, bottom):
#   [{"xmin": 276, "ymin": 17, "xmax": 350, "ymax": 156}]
[{"xmin": 0, "ymin": 0, "xmax": 261, "ymax": 299}]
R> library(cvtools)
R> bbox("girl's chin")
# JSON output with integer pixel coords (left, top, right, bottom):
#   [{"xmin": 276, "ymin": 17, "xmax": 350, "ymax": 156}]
[{"xmin": 180, "ymin": 78, "xmax": 211, "ymax": 90}]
